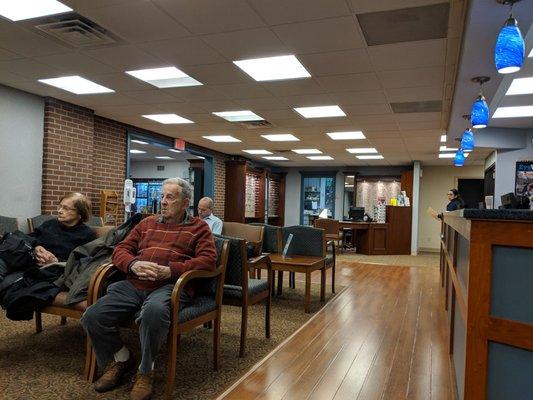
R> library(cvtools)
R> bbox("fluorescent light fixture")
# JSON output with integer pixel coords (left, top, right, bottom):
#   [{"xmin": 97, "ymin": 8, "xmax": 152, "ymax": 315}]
[
  {"xmin": 202, "ymin": 135, "xmax": 241, "ymax": 143},
  {"xmin": 155, "ymin": 156, "xmax": 173, "ymax": 160},
  {"xmin": 464, "ymin": 149, "xmax": 472, "ymax": 153},
  {"xmin": 213, "ymin": 110, "xmax": 263, "ymax": 122},
  {"xmin": 326, "ymin": 131, "xmax": 366, "ymax": 140},
  {"xmin": 197, "ymin": 156, "xmax": 205, "ymax": 159},
  {"xmin": 439, "ymin": 153, "xmax": 455, "ymax": 158},
  {"xmin": 168, "ymin": 149, "xmax": 181, "ymax": 153},
  {"xmin": 506, "ymin": 77, "xmax": 533, "ymax": 95},
  {"xmin": 356, "ymin": 155, "xmax": 384, "ymax": 160},
  {"xmin": 39, "ymin": 76, "xmax": 114, "ymax": 94},
  {"xmin": 243, "ymin": 150, "xmax": 272, "ymax": 155},
  {"xmin": 125, "ymin": 67, "xmax": 202, "ymax": 88},
  {"xmin": 291, "ymin": 149, "xmax": 322, "ymax": 154},
  {"xmin": 345, "ymin": 184, "xmax": 354, "ymax": 187},
  {"xmin": 294, "ymin": 105, "xmax": 345, "ymax": 119},
  {"xmin": 347, "ymin": 175, "xmax": 355, "ymax": 178},
  {"xmin": 440, "ymin": 135, "xmax": 447, "ymax": 143},
  {"xmin": 439, "ymin": 146, "xmax": 458, "ymax": 151},
  {"xmin": 0, "ymin": 0, "xmax": 72, "ymax": 21},
  {"xmin": 261, "ymin": 134, "xmax": 299, "ymax": 142},
  {"xmin": 346, "ymin": 148, "xmax": 378, "ymax": 154},
  {"xmin": 233, "ymin": 55, "xmax": 311, "ymax": 82},
  {"xmin": 129, "ymin": 149, "xmax": 146, "ymax": 154},
  {"xmin": 493, "ymin": 106, "xmax": 533, "ymax": 118},
  {"xmin": 307, "ymin": 155, "xmax": 334, "ymax": 160},
  {"xmin": 263, "ymin": 156, "xmax": 289, "ymax": 160},
  {"xmin": 131, "ymin": 139, "xmax": 148, "ymax": 145},
  {"xmin": 142, "ymin": 114, "xmax": 193, "ymax": 124},
  {"xmin": 529, "ymin": 48, "xmax": 533, "ymax": 58}
]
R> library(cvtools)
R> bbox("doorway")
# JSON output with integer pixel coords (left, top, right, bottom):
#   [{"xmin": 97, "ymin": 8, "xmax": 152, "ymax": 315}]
[{"xmin": 458, "ymin": 179, "xmax": 484, "ymax": 209}]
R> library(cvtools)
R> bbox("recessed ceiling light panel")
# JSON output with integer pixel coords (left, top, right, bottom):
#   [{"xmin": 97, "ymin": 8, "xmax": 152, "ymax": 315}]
[
  {"xmin": 155, "ymin": 156, "xmax": 173, "ymax": 160},
  {"xmin": 142, "ymin": 114, "xmax": 193, "ymax": 124},
  {"xmin": 0, "ymin": 0, "xmax": 72, "ymax": 21},
  {"xmin": 126, "ymin": 67, "xmax": 202, "ymax": 88},
  {"xmin": 493, "ymin": 106, "xmax": 533, "ymax": 118},
  {"xmin": 294, "ymin": 105, "xmax": 346, "ymax": 118},
  {"xmin": 131, "ymin": 139, "xmax": 148, "ymax": 145},
  {"xmin": 346, "ymin": 148, "xmax": 378, "ymax": 154},
  {"xmin": 203, "ymin": 135, "xmax": 241, "ymax": 143},
  {"xmin": 440, "ymin": 135, "xmax": 447, "ymax": 143},
  {"xmin": 307, "ymin": 155, "xmax": 334, "ymax": 160},
  {"xmin": 213, "ymin": 110, "xmax": 264, "ymax": 122},
  {"xmin": 291, "ymin": 149, "xmax": 322, "ymax": 154},
  {"xmin": 129, "ymin": 149, "xmax": 146, "ymax": 154},
  {"xmin": 243, "ymin": 149, "xmax": 272, "ymax": 155},
  {"xmin": 326, "ymin": 131, "xmax": 366, "ymax": 140},
  {"xmin": 438, "ymin": 153, "xmax": 455, "ymax": 158},
  {"xmin": 439, "ymin": 146, "xmax": 458, "ymax": 151},
  {"xmin": 233, "ymin": 55, "xmax": 311, "ymax": 82},
  {"xmin": 261, "ymin": 134, "xmax": 299, "ymax": 142},
  {"xmin": 263, "ymin": 156, "xmax": 289, "ymax": 160},
  {"xmin": 356, "ymin": 155, "xmax": 384, "ymax": 160},
  {"xmin": 39, "ymin": 76, "xmax": 114, "ymax": 94},
  {"xmin": 168, "ymin": 149, "xmax": 181, "ymax": 153},
  {"xmin": 506, "ymin": 77, "xmax": 533, "ymax": 95}
]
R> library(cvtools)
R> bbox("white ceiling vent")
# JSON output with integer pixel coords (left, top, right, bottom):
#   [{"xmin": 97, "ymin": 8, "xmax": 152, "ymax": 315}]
[{"xmin": 34, "ymin": 16, "xmax": 120, "ymax": 48}]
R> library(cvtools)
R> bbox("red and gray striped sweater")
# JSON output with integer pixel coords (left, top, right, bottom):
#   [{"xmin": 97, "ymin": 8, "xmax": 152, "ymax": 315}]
[{"xmin": 112, "ymin": 214, "xmax": 217, "ymax": 292}]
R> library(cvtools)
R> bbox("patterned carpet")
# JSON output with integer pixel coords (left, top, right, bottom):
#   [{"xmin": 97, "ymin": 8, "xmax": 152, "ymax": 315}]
[
  {"xmin": 336, "ymin": 252, "xmax": 440, "ymax": 268},
  {"xmin": 0, "ymin": 283, "xmax": 341, "ymax": 400}
]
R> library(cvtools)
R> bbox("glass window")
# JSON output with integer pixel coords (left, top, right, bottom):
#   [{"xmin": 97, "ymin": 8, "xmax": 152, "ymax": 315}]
[{"xmin": 301, "ymin": 176, "xmax": 335, "ymax": 225}]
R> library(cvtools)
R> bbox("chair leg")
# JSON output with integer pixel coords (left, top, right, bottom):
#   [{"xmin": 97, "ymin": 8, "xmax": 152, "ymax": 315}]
[
  {"xmin": 289, "ymin": 272, "xmax": 296, "ymax": 288},
  {"xmin": 265, "ymin": 295, "xmax": 271, "ymax": 339},
  {"xmin": 332, "ymin": 264, "xmax": 336, "ymax": 294},
  {"xmin": 60, "ymin": 316, "xmax": 67, "ymax": 325},
  {"xmin": 239, "ymin": 305, "xmax": 248, "ymax": 358},
  {"xmin": 35, "ymin": 311, "xmax": 42, "ymax": 333},
  {"xmin": 214, "ymin": 317, "xmax": 221, "ymax": 371},
  {"xmin": 164, "ymin": 332, "xmax": 180, "ymax": 400},
  {"xmin": 85, "ymin": 339, "xmax": 97, "ymax": 382},
  {"xmin": 277, "ymin": 271, "xmax": 283, "ymax": 296}
]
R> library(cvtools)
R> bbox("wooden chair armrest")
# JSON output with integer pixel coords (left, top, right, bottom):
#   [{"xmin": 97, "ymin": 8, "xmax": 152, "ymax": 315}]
[
  {"xmin": 87, "ymin": 263, "xmax": 125, "ymax": 305},
  {"xmin": 170, "ymin": 267, "xmax": 225, "ymax": 310},
  {"xmin": 248, "ymin": 254, "xmax": 271, "ymax": 270}
]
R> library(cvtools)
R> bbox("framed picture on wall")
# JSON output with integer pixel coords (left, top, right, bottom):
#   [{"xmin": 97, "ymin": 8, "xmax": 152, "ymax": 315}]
[{"xmin": 515, "ymin": 160, "xmax": 533, "ymax": 197}]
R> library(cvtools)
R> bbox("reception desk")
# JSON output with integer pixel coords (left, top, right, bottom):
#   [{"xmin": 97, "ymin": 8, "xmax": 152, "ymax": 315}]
[
  {"xmin": 440, "ymin": 209, "xmax": 533, "ymax": 400},
  {"xmin": 339, "ymin": 221, "xmax": 389, "ymax": 255}
]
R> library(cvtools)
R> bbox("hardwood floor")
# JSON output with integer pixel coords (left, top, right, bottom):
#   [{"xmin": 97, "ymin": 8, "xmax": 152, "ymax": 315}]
[{"xmin": 218, "ymin": 259, "xmax": 455, "ymax": 400}]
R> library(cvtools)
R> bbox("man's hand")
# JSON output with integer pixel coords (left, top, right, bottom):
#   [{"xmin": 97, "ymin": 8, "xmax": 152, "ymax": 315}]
[
  {"xmin": 34, "ymin": 245, "xmax": 58, "ymax": 266},
  {"xmin": 131, "ymin": 261, "xmax": 171, "ymax": 281}
]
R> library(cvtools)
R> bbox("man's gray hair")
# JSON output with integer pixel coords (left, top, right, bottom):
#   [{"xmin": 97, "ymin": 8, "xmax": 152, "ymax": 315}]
[
  {"xmin": 162, "ymin": 177, "xmax": 192, "ymax": 200},
  {"xmin": 199, "ymin": 197, "xmax": 214, "ymax": 210}
]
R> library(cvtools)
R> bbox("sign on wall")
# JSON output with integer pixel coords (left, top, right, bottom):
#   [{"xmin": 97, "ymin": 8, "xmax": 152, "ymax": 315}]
[{"xmin": 515, "ymin": 160, "xmax": 533, "ymax": 197}]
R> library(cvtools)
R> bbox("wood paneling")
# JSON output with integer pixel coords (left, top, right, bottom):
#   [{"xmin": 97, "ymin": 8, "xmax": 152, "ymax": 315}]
[{"xmin": 386, "ymin": 206, "xmax": 412, "ymax": 254}]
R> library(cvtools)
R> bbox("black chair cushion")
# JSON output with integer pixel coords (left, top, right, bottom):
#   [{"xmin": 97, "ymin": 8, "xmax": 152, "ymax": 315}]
[
  {"xmin": 223, "ymin": 278, "xmax": 268, "ymax": 300},
  {"xmin": 214, "ymin": 234, "xmax": 245, "ymax": 287},
  {"xmin": 282, "ymin": 226, "xmax": 323, "ymax": 257},
  {"xmin": 132, "ymin": 295, "xmax": 216, "ymax": 324}
]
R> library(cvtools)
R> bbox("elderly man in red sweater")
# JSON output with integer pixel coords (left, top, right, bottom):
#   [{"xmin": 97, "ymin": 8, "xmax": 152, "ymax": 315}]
[{"xmin": 81, "ymin": 177, "xmax": 217, "ymax": 400}]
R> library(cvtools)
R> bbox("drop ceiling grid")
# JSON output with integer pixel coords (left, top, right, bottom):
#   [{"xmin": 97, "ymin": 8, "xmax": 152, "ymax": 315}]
[{"xmin": 0, "ymin": 0, "xmax": 466, "ymax": 166}]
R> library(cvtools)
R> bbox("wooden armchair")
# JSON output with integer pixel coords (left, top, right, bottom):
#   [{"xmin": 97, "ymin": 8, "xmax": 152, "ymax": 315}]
[
  {"xmin": 86, "ymin": 237, "xmax": 230, "ymax": 400},
  {"xmin": 314, "ymin": 218, "xmax": 343, "ymax": 253},
  {"xmin": 216, "ymin": 231, "xmax": 272, "ymax": 357},
  {"xmin": 0, "ymin": 215, "xmax": 18, "ymax": 236},
  {"xmin": 281, "ymin": 225, "xmax": 336, "ymax": 294}
]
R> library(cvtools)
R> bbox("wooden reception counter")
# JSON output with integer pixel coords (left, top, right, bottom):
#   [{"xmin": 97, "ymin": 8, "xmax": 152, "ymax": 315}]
[{"xmin": 440, "ymin": 209, "xmax": 533, "ymax": 400}]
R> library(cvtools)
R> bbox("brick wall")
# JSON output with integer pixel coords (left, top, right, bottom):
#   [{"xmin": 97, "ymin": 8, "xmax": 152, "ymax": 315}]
[
  {"xmin": 212, "ymin": 153, "xmax": 230, "ymax": 220},
  {"xmin": 42, "ymin": 98, "xmax": 94, "ymax": 215}
]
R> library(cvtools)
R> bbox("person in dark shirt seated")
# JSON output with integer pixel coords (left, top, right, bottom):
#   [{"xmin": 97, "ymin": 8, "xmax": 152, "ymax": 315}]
[
  {"xmin": 445, "ymin": 188, "xmax": 464, "ymax": 212},
  {"xmin": 31, "ymin": 192, "xmax": 96, "ymax": 265}
]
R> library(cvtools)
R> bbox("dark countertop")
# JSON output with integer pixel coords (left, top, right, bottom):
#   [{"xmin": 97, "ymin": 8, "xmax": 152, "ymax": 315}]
[{"xmin": 457, "ymin": 209, "xmax": 533, "ymax": 220}]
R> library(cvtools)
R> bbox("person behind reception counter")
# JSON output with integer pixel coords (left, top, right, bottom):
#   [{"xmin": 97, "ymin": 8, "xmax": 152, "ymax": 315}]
[{"xmin": 428, "ymin": 188, "xmax": 464, "ymax": 220}]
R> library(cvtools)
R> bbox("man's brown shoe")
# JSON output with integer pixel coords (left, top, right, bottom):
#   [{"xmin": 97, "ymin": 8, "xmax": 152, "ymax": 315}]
[
  {"xmin": 130, "ymin": 371, "xmax": 154, "ymax": 400},
  {"xmin": 94, "ymin": 357, "xmax": 136, "ymax": 393}
]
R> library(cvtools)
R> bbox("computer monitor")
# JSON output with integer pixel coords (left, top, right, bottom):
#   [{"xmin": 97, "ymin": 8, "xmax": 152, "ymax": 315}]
[
  {"xmin": 501, "ymin": 192, "xmax": 518, "ymax": 209},
  {"xmin": 348, "ymin": 206, "xmax": 365, "ymax": 221}
]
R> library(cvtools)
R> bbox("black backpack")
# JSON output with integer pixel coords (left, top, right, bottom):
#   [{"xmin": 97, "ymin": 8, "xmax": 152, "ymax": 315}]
[{"xmin": 0, "ymin": 231, "xmax": 36, "ymax": 275}]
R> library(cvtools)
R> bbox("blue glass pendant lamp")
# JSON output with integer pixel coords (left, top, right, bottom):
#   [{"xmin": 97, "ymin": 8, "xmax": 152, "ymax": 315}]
[
  {"xmin": 454, "ymin": 148, "xmax": 465, "ymax": 167},
  {"xmin": 470, "ymin": 76, "xmax": 490, "ymax": 129},
  {"xmin": 460, "ymin": 114, "xmax": 475, "ymax": 152},
  {"xmin": 494, "ymin": 0, "xmax": 525, "ymax": 74}
]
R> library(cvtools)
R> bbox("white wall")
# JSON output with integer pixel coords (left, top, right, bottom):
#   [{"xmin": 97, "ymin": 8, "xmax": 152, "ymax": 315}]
[
  {"xmin": 0, "ymin": 85, "xmax": 44, "ymax": 227},
  {"xmin": 129, "ymin": 160, "xmax": 190, "ymax": 180},
  {"xmin": 284, "ymin": 169, "xmax": 301, "ymax": 226},
  {"xmin": 494, "ymin": 131, "xmax": 533, "ymax": 207},
  {"xmin": 418, "ymin": 165, "xmax": 484, "ymax": 251}
]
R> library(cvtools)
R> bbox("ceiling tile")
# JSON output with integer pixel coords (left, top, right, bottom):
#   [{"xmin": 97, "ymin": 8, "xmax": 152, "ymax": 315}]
[
  {"xmin": 261, "ymin": 79, "xmax": 327, "ymax": 97},
  {"xmin": 0, "ymin": 47, "xmax": 23, "ymax": 61},
  {"xmin": 329, "ymin": 90, "xmax": 388, "ymax": 105},
  {"xmin": 277, "ymin": 93, "xmax": 335, "ymax": 107},
  {"xmin": 211, "ymin": 83, "xmax": 272, "ymax": 100},
  {"xmin": 272, "ymin": 16, "xmax": 365, "ymax": 54},
  {"xmin": 91, "ymin": 72, "xmax": 154, "ymax": 91},
  {"xmin": 202, "ymin": 28, "xmax": 288, "ymax": 60},
  {"xmin": 316, "ymin": 73, "xmax": 381, "ymax": 92},
  {"xmin": 386, "ymin": 86, "xmax": 443, "ymax": 102},
  {"xmin": 0, "ymin": 59, "xmax": 65, "ymax": 80},
  {"xmin": 299, "ymin": 49, "xmax": 373, "ymax": 76},
  {"xmin": 83, "ymin": 45, "xmax": 166, "ymax": 70},
  {"xmin": 343, "ymin": 103, "xmax": 392, "ymax": 116},
  {"xmin": 34, "ymin": 53, "xmax": 116, "ymax": 75},
  {"xmin": 0, "ymin": 25, "xmax": 70, "ymax": 57},
  {"xmin": 163, "ymin": 86, "xmax": 229, "ymax": 101},
  {"xmin": 350, "ymin": 0, "xmax": 447, "ymax": 14},
  {"xmin": 248, "ymin": 0, "xmax": 351, "ymax": 25},
  {"xmin": 234, "ymin": 96, "xmax": 290, "ymax": 110},
  {"xmin": 397, "ymin": 119, "xmax": 441, "ymax": 130},
  {"xmin": 121, "ymin": 90, "xmax": 180, "ymax": 104},
  {"xmin": 139, "ymin": 37, "xmax": 226, "ymax": 66},
  {"xmin": 154, "ymin": 0, "xmax": 265, "ymax": 34},
  {"xmin": 80, "ymin": 1, "xmax": 190, "ymax": 43},
  {"xmin": 377, "ymin": 66, "xmax": 444, "ymax": 89},
  {"xmin": 185, "ymin": 63, "xmax": 249, "ymax": 85},
  {"xmin": 368, "ymin": 39, "xmax": 446, "ymax": 71}
]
